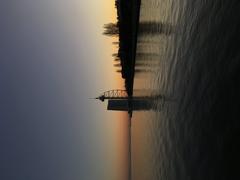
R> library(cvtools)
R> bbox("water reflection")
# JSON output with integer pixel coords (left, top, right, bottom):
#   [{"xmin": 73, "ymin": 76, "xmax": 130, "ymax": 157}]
[
  {"xmin": 108, "ymin": 95, "xmax": 166, "ymax": 112},
  {"xmin": 139, "ymin": 21, "xmax": 174, "ymax": 35},
  {"xmin": 135, "ymin": 62, "xmax": 157, "ymax": 67},
  {"xmin": 132, "ymin": 0, "xmax": 240, "ymax": 179},
  {"xmin": 134, "ymin": 52, "xmax": 162, "ymax": 75},
  {"xmin": 135, "ymin": 68, "xmax": 154, "ymax": 73},
  {"xmin": 136, "ymin": 52, "xmax": 160, "ymax": 60}
]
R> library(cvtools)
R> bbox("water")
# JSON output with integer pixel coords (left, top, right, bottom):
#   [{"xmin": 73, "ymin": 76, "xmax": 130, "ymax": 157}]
[{"xmin": 132, "ymin": 0, "xmax": 240, "ymax": 179}]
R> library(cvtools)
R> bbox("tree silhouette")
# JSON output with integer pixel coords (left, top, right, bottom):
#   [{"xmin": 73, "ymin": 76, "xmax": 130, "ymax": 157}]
[{"xmin": 103, "ymin": 23, "xmax": 119, "ymax": 36}]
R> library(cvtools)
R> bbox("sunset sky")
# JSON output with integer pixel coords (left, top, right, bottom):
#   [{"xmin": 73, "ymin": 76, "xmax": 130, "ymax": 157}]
[{"xmin": 0, "ymin": 1, "xmax": 129, "ymax": 180}]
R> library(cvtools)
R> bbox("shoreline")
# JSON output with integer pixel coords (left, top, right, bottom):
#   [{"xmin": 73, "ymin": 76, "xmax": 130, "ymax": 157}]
[{"xmin": 128, "ymin": 0, "xmax": 141, "ymax": 96}]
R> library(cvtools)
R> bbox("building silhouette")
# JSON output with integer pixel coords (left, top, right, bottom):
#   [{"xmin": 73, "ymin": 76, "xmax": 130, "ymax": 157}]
[{"xmin": 95, "ymin": 90, "xmax": 163, "ymax": 117}]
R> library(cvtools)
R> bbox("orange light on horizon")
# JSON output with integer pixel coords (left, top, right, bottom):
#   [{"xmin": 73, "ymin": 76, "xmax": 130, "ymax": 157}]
[{"xmin": 100, "ymin": 2, "xmax": 129, "ymax": 178}]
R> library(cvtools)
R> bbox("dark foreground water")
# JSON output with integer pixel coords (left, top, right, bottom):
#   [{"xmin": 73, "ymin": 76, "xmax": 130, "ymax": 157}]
[{"xmin": 132, "ymin": 0, "xmax": 240, "ymax": 179}]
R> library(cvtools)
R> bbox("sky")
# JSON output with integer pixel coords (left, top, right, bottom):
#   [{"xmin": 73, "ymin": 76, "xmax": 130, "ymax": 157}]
[{"xmin": 0, "ymin": 1, "xmax": 129, "ymax": 180}]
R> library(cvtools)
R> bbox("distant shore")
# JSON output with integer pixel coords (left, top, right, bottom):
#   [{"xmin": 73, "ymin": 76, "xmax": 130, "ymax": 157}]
[
  {"xmin": 128, "ymin": 0, "xmax": 141, "ymax": 96},
  {"xmin": 104, "ymin": 0, "xmax": 141, "ymax": 96}
]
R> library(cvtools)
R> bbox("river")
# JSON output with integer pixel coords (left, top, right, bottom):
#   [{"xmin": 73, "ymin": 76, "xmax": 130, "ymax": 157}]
[{"xmin": 131, "ymin": 0, "xmax": 240, "ymax": 179}]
